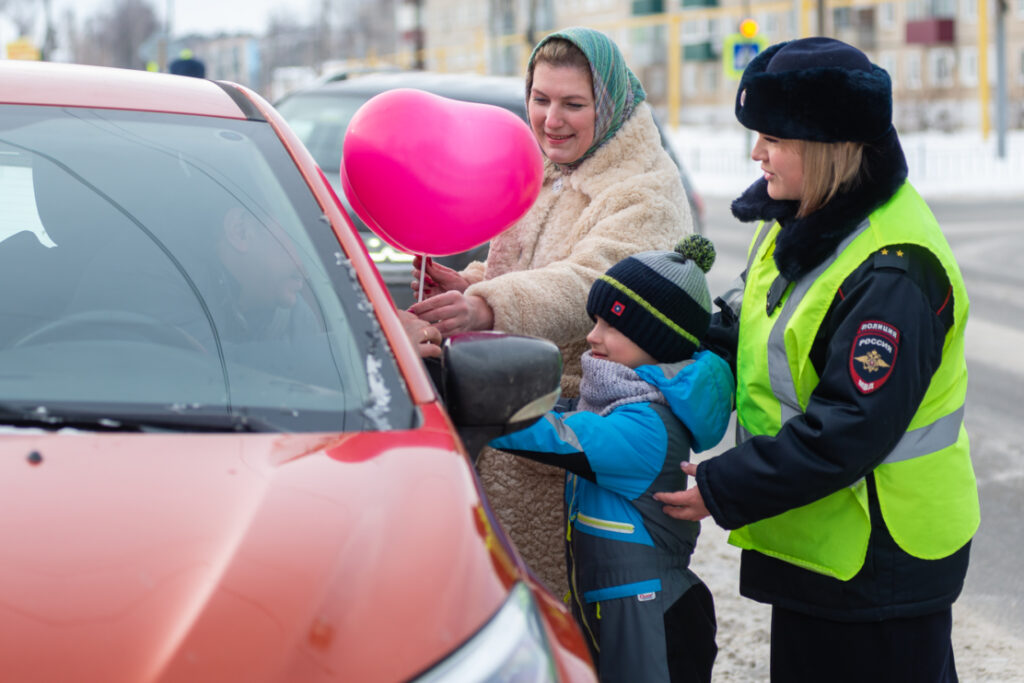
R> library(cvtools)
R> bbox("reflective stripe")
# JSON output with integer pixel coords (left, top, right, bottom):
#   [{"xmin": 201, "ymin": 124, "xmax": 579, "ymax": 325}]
[
  {"xmin": 881, "ymin": 406, "xmax": 964, "ymax": 465},
  {"xmin": 544, "ymin": 412, "xmax": 583, "ymax": 451},
  {"xmin": 736, "ymin": 422, "xmax": 753, "ymax": 444},
  {"xmin": 767, "ymin": 219, "xmax": 871, "ymax": 424},
  {"xmin": 719, "ymin": 273, "xmax": 746, "ymax": 318},
  {"xmin": 657, "ymin": 358, "xmax": 695, "ymax": 381},
  {"xmin": 746, "ymin": 221, "xmax": 773, "ymax": 273},
  {"xmin": 583, "ymin": 579, "xmax": 662, "ymax": 604},
  {"xmin": 715, "ymin": 223, "xmax": 762, "ymax": 319},
  {"xmin": 576, "ymin": 513, "xmax": 634, "ymax": 534}
]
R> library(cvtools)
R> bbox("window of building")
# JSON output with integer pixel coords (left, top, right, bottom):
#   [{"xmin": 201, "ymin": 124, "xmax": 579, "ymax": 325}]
[
  {"xmin": 879, "ymin": 2, "xmax": 897, "ymax": 28},
  {"xmin": 932, "ymin": 0, "xmax": 956, "ymax": 16},
  {"xmin": 879, "ymin": 52, "xmax": 899, "ymax": 89},
  {"xmin": 683, "ymin": 63, "xmax": 698, "ymax": 95},
  {"xmin": 906, "ymin": 51, "xmax": 923, "ymax": 89},
  {"xmin": 703, "ymin": 62, "xmax": 718, "ymax": 93},
  {"xmin": 959, "ymin": 46, "xmax": 978, "ymax": 86},
  {"xmin": 906, "ymin": 0, "xmax": 927, "ymax": 20},
  {"xmin": 929, "ymin": 48, "xmax": 955, "ymax": 87},
  {"xmin": 681, "ymin": 17, "xmax": 712, "ymax": 43},
  {"xmin": 960, "ymin": 0, "xmax": 977, "ymax": 21}
]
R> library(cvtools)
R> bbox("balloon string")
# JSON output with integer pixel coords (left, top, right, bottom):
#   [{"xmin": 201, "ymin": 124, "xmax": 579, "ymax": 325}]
[{"xmin": 417, "ymin": 255, "xmax": 426, "ymax": 303}]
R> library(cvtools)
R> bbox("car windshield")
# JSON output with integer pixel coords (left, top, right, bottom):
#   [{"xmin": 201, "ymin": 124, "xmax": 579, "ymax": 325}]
[
  {"xmin": 0, "ymin": 105, "xmax": 415, "ymax": 433},
  {"xmin": 275, "ymin": 92, "xmax": 368, "ymax": 173}
]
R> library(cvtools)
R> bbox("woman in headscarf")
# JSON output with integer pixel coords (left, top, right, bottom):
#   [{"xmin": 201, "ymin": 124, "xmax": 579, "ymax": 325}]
[{"xmin": 408, "ymin": 27, "xmax": 693, "ymax": 597}]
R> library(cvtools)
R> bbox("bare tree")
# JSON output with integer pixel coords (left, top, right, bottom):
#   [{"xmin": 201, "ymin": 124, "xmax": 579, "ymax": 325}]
[
  {"xmin": 75, "ymin": 0, "xmax": 159, "ymax": 69},
  {"xmin": 39, "ymin": 0, "xmax": 56, "ymax": 59},
  {"xmin": 0, "ymin": 0, "xmax": 39, "ymax": 37}
]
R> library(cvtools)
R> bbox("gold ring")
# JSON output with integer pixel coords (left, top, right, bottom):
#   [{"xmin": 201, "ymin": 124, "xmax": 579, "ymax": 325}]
[{"xmin": 422, "ymin": 328, "xmax": 430, "ymax": 341}]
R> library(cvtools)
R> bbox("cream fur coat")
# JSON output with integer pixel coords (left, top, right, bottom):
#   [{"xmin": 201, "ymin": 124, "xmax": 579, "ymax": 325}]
[{"xmin": 464, "ymin": 103, "xmax": 692, "ymax": 596}]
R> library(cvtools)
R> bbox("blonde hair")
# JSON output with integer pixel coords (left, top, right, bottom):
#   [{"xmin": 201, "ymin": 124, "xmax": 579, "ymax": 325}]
[{"xmin": 796, "ymin": 140, "xmax": 866, "ymax": 217}]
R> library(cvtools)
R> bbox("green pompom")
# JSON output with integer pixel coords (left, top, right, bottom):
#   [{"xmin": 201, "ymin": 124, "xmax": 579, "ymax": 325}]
[{"xmin": 674, "ymin": 234, "xmax": 716, "ymax": 273}]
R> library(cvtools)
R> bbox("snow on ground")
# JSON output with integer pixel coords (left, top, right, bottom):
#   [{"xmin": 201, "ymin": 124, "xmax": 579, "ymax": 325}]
[{"xmin": 687, "ymin": 425, "xmax": 1024, "ymax": 681}]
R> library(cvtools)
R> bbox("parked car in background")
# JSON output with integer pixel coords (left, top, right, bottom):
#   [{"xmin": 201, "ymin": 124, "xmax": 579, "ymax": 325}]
[
  {"xmin": 0, "ymin": 60, "xmax": 595, "ymax": 683},
  {"xmin": 275, "ymin": 70, "xmax": 706, "ymax": 308}
]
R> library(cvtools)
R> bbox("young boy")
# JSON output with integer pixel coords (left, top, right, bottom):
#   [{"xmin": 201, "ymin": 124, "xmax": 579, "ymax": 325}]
[{"xmin": 491, "ymin": 235, "xmax": 733, "ymax": 683}]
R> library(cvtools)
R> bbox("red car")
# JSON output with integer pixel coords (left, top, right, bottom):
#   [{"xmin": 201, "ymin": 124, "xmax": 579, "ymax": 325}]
[{"xmin": 0, "ymin": 60, "xmax": 595, "ymax": 682}]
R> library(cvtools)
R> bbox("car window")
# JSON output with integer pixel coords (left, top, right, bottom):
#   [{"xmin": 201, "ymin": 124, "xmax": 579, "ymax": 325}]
[
  {"xmin": 0, "ymin": 105, "xmax": 415, "ymax": 433},
  {"xmin": 275, "ymin": 92, "xmax": 368, "ymax": 173}
]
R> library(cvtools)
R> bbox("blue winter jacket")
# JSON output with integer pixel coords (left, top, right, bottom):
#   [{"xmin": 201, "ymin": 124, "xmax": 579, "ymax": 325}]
[{"xmin": 491, "ymin": 350, "xmax": 733, "ymax": 606}]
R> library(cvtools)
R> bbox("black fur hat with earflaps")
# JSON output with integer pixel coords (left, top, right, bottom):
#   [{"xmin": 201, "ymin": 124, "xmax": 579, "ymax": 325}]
[{"xmin": 735, "ymin": 37, "xmax": 892, "ymax": 143}]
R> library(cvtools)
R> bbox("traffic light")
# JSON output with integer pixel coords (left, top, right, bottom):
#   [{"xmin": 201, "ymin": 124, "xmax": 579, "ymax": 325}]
[{"xmin": 723, "ymin": 19, "xmax": 767, "ymax": 80}]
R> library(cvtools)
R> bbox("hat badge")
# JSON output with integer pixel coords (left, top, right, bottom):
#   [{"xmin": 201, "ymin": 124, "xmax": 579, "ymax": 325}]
[{"xmin": 739, "ymin": 88, "xmax": 747, "ymax": 107}]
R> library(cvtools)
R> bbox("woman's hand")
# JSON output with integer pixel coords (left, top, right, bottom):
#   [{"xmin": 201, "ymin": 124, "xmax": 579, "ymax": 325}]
[
  {"xmin": 653, "ymin": 462, "xmax": 711, "ymax": 521},
  {"xmin": 397, "ymin": 309, "xmax": 443, "ymax": 359},
  {"xmin": 411, "ymin": 255, "xmax": 469, "ymax": 300},
  {"xmin": 407, "ymin": 291, "xmax": 494, "ymax": 337}
]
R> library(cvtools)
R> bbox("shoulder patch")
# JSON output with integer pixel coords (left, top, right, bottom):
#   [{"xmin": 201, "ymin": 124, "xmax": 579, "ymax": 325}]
[{"xmin": 849, "ymin": 320, "xmax": 899, "ymax": 394}]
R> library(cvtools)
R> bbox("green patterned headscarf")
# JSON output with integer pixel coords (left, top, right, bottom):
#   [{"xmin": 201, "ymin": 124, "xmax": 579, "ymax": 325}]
[{"xmin": 527, "ymin": 26, "xmax": 647, "ymax": 168}]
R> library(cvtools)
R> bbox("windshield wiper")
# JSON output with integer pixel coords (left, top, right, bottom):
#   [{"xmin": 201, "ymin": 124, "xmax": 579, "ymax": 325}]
[{"xmin": 0, "ymin": 403, "xmax": 282, "ymax": 433}]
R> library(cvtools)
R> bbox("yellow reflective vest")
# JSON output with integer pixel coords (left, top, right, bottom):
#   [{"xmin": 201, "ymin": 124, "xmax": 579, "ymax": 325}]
[{"xmin": 728, "ymin": 182, "xmax": 980, "ymax": 581}]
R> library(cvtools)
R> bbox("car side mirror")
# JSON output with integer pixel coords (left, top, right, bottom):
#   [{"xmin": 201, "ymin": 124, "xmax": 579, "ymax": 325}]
[{"xmin": 440, "ymin": 331, "xmax": 562, "ymax": 462}]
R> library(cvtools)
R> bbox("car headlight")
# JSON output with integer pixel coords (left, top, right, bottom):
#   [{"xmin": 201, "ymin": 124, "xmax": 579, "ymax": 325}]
[
  {"xmin": 416, "ymin": 582, "xmax": 557, "ymax": 682},
  {"xmin": 363, "ymin": 235, "xmax": 415, "ymax": 265}
]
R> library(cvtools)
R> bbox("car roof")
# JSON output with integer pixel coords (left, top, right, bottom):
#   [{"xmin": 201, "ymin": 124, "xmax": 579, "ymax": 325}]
[
  {"xmin": 285, "ymin": 70, "xmax": 528, "ymax": 118},
  {"xmin": 0, "ymin": 60, "xmax": 247, "ymax": 119}
]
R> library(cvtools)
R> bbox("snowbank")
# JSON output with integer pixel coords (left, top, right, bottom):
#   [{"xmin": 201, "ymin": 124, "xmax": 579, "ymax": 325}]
[{"xmin": 671, "ymin": 126, "xmax": 1024, "ymax": 201}]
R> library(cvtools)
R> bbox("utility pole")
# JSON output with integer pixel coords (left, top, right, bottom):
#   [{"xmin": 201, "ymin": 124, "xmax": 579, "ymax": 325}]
[
  {"xmin": 525, "ymin": 0, "xmax": 538, "ymax": 47},
  {"xmin": 315, "ymin": 0, "xmax": 331, "ymax": 74},
  {"xmin": 979, "ymin": 0, "xmax": 990, "ymax": 138},
  {"xmin": 995, "ymin": 0, "xmax": 1007, "ymax": 158},
  {"xmin": 157, "ymin": 0, "xmax": 173, "ymax": 71},
  {"xmin": 412, "ymin": 0, "xmax": 424, "ymax": 69}
]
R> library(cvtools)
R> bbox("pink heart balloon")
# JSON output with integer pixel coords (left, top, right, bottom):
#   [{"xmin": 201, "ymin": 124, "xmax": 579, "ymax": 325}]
[{"xmin": 340, "ymin": 88, "xmax": 543, "ymax": 257}]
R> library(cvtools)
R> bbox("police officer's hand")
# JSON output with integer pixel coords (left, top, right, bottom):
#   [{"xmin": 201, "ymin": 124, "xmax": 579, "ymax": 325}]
[{"xmin": 654, "ymin": 462, "xmax": 711, "ymax": 521}]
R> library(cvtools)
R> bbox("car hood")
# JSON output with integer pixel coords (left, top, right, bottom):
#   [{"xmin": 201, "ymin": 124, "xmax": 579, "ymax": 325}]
[{"xmin": 0, "ymin": 426, "xmax": 516, "ymax": 682}]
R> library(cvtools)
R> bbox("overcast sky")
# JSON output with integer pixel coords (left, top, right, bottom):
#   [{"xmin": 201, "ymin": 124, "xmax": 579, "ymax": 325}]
[{"xmin": 56, "ymin": 0, "xmax": 310, "ymax": 36}]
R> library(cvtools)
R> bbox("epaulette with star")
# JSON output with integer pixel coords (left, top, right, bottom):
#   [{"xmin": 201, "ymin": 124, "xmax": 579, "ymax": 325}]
[{"xmin": 873, "ymin": 246, "xmax": 909, "ymax": 272}]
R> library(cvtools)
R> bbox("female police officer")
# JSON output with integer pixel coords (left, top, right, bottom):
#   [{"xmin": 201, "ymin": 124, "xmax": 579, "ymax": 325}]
[{"xmin": 654, "ymin": 37, "xmax": 979, "ymax": 682}]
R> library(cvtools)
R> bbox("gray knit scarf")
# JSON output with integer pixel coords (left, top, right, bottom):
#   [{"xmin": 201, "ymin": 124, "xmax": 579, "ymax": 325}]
[{"xmin": 576, "ymin": 350, "xmax": 667, "ymax": 417}]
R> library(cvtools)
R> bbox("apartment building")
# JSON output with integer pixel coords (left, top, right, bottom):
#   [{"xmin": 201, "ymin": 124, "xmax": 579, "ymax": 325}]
[{"xmin": 415, "ymin": 0, "xmax": 1022, "ymax": 131}]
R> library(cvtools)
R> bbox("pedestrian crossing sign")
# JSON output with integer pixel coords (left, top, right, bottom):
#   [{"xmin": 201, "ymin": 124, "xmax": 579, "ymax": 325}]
[{"xmin": 723, "ymin": 34, "xmax": 768, "ymax": 80}]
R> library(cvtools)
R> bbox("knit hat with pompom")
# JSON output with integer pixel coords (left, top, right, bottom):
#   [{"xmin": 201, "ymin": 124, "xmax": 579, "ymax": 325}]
[{"xmin": 586, "ymin": 234, "xmax": 715, "ymax": 363}]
